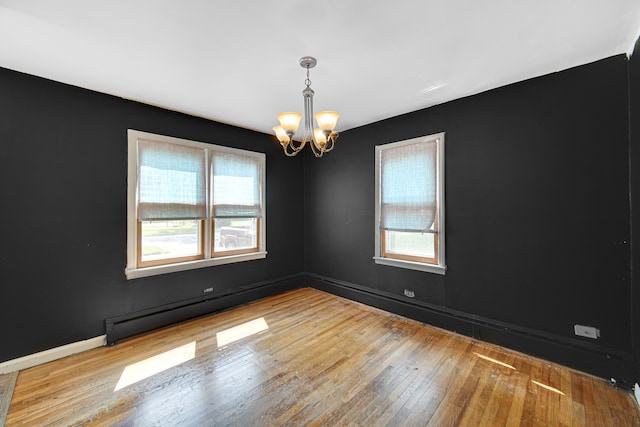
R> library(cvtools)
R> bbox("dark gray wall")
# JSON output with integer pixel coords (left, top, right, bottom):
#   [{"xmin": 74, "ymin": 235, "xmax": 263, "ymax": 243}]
[
  {"xmin": 630, "ymin": 39, "xmax": 640, "ymax": 385},
  {"xmin": 2, "ymin": 51, "xmax": 639, "ymax": 387},
  {"xmin": 305, "ymin": 55, "xmax": 636, "ymax": 385},
  {"xmin": 0, "ymin": 67, "xmax": 305, "ymax": 363}
]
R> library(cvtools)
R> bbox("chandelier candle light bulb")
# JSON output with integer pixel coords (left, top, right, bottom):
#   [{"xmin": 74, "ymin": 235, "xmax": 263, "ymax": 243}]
[{"xmin": 273, "ymin": 56, "xmax": 340, "ymax": 157}]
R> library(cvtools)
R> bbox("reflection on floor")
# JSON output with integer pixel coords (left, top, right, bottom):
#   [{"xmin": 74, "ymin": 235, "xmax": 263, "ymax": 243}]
[{"xmin": 5, "ymin": 288, "xmax": 640, "ymax": 426}]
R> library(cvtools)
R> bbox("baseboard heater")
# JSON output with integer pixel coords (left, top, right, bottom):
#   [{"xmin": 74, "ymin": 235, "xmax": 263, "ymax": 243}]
[
  {"xmin": 105, "ymin": 274, "xmax": 303, "ymax": 345},
  {"xmin": 307, "ymin": 273, "xmax": 637, "ymax": 389}
]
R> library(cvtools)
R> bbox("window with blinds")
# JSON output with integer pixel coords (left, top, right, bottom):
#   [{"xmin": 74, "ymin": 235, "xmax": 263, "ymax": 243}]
[
  {"xmin": 211, "ymin": 151, "xmax": 263, "ymax": 257},
  {"xmin": 374, "ymin": 133, "xmax": 446, "ymax": 274},
  {"xmin": 126, "ymin": 130, "xmax": 266, "ymax": 279}
]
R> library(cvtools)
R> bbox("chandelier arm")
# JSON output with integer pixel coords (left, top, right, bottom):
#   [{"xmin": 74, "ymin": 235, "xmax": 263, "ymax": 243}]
[
  {"xmin": 289, "ymin": 138, "xmax": 306, "ymax": 151},
  {"xmin": 323, "ymin": 133, "xmax": 338, "ymax": 153},
  {"xmin": 309, "ymin": 139, "xmax": 322, "ymax": 157},
  {"xmin": 323, "ymin": 140, "xmax": 335, "ymax": 153},
  {"xmin": 283, "ymin": 143, "xmax": 300, "ymax": 156},
  {"xmin": 301, "ymin": 122, "xmax": 312, "ymax": 147}
]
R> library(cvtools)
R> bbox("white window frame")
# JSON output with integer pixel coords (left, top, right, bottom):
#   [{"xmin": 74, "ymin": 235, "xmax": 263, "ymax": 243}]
[
  {"xmin": 126, "ymin": 129, "xmax": 266, "ymax": 280},
  {"xmin": 374, "ymin": 132, "xmax": 446, "ymax": 274}
]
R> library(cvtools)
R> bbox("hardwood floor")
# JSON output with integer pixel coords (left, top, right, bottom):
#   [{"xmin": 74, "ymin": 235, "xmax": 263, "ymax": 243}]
[
  {"xmin": 5, "ymin": 288, "xmax": 640, "ymax": 426},
  {"xmin": 0, "ymin": 371, "xmax": 18, "ymax": 425}
]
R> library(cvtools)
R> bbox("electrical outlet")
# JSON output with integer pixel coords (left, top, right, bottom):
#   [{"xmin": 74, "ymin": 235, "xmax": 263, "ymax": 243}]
[
  {"xmin": 204, "ymin": 287, "xmax": 214, "ymax": 293},
  {"xmin": 574, "ymin": 324, "xmax": 600, "ymax": 339},
  {"xmin": 404, "ymin": 289, "xmax": 415, "ymax": 298}
]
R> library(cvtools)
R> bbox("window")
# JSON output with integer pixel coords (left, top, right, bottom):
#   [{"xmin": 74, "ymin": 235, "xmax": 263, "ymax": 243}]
[
  {"xmin": 374, "ymin": 132, "xmax": 446, "ymax": 274},
  {"xmin": 126, "ymin": 130, "xmax": 266, "ymax": 279}
]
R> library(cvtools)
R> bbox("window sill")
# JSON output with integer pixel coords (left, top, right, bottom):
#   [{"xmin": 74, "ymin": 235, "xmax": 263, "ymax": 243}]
[
  {"xmin": 373, "ymin": 256, "xmax": 446, "ymax": 275},
  {"xmin": 126, "ymin": 251, "xmax": 267, "ymax": 280}
]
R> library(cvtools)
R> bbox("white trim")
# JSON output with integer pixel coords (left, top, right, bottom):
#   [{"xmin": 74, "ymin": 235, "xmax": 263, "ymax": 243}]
[
  {"xmin": 126, "ymin": 129, "xmax": 267, "ymax": 279},
  {"xmin": 374, "ymin": 146, "xmax": 382, "ymax": 261},
  {"xmin": 635, "ymin": 383, "xmax": 640, "ymax": 408},
  {"xmin": 0, "ymin": 335, "xmax": 106, "ymax": 375},
  {"xmin": 373, "ymin": 256, "xmax": 447, "ymax": 274},
  {"xmin": 125, "ymin": 251, "xmax": 267, "ymax": 279},
  {"xmin": 437, "ymin": 133, "xmax": 446, "ymax": 269},
  {"xmin": 374, "ymin": 132, "xmax": 446, "ymax": 274},
  {"xmin": 204, "ymin": 147, "xmax": 212, "ymax": 260},
  {"xmin": 126, "ymin": 130, "xmax": 138, "ymax": 272}
]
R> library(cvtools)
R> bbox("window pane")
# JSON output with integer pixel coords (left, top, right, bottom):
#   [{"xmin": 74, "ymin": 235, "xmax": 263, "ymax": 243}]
[
  {"xmin": 138, "ymin": 139, "xmax": 206, "ymax": 220},
  {"xmin": 385, "ymin": 230, "xmax": 435, "ymax": 259},
  {"xmin": 212, "ymin": 151, "xmax": 263, "ymax": 218},
  {"xmin": 374, "ymin": 132, "xmax": 445, "ymax": 273},
  {"xmin": 140, "ymin": 220, "xmax": 201, "ymax": 262},
  {"xmin": 214, "ymin": 218, "xmax": 257, "ymax": 252},
  {"xmin": 128, "ymin": 130, "xmax": 267, "ymax": 277},
  {"xmin": 381, "ymin": 140, "xmax": 437, "ymax": 232}
]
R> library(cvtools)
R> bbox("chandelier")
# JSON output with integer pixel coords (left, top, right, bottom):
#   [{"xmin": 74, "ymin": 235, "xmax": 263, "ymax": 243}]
[{"xmin": 272, "ymin": 56, "xmax": 340, "ymax": 157}]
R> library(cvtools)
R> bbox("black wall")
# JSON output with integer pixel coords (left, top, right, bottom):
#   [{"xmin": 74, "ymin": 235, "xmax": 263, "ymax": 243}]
[
  {"xmin": 2, "ymin": 51, "xmax": 639, "ymax": 387},
  {"xmin": 0, "ymin": 67, "xmax": 305, "ymax": 363},
  {"xmin": 305, "ymin": 55, "xmax": 637, "ymax": 386},
  {"xmin": 630, "ymin": 39, "xmax": 640, "ymax": 386}
]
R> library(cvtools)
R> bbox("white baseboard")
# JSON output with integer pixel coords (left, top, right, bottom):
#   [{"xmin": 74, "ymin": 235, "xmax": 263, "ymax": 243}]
[
  {"xmin": 0, "ymin": 335, "xmax": 106, "ymax": 375},
  {"xmin": 635, "ymin": 383, "xmax": 640, "ymax": 407}
]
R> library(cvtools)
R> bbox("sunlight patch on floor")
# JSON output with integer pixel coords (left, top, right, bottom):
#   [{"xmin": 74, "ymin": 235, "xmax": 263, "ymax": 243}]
[
  {"xmin": 216, "ymin": 317, "xmax": 268, "ymax": 348},
  {"xmin": 531, "ymin": 380, "xmax": 565, "ymax": 395},
  {"xmin": 114, "ymin": 341, "xmax": 196, "ymax": 391},
  {"xmin": 473, "ymin": 352, "xmax": 516, "ymax": 370}
]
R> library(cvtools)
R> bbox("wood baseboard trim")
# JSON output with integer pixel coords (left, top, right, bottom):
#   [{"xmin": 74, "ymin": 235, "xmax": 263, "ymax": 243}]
[{"xmin": 0, "ymin": 335, "xmax": 106, "ymax": 375}]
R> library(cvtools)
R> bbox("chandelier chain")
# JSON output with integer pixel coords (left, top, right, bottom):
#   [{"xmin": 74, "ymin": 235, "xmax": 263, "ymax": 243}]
[{"xmin": 305, "ymin": 66, "xmax": 311, "ymax": 87}]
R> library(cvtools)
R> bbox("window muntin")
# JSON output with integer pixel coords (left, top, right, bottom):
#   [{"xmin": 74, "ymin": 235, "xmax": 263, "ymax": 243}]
[
  {"xmin": 126, "ymin": 130, "xmax": 266, "ymax": 279},
  {"xmin": 374, "ymin": 133, "xmax": 445, "ymax": 274}
]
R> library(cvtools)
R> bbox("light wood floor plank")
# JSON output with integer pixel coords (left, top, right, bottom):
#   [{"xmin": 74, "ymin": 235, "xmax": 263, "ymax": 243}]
[{"xmin": 5, "ymin": 288, "xmax": 640, "ymax": 426}]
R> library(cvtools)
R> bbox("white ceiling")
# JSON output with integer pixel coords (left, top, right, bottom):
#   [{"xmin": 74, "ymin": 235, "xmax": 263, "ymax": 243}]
[{"xmin": 1, "ymin": 1, "xmax": 640, "ymax": 136}]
